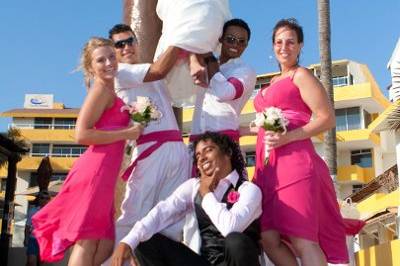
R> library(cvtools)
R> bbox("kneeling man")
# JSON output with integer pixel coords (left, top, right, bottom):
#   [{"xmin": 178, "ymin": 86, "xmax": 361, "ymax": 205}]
[{"xmin": 111, "ymin": 131, "xmax": 262, "ymax": 266}]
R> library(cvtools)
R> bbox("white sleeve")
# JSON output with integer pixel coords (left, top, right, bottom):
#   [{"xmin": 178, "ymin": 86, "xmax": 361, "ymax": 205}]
[
  {"xmin": 208, "ymin": 67, "xmax": 256, "ymax": 102},
  {"xmin": 115, "ymin": 63, "xmax": 151, "ymax": 89},
  {"xmin": 120, "ymin": 179, "xmax": 195, "ymax": 250},
  {"xmin": 201, "ymin": 182, "xmax": 262, "ymax": 237}
]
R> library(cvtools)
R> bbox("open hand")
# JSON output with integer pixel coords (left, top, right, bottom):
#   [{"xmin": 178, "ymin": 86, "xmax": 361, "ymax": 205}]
[{"xmin": 111, "ymin": 243, "xmax": 137, "ymax": 266}]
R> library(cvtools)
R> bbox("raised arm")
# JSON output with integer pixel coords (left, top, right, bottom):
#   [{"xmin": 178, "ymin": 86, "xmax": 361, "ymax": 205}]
[
  {"xmin": 207, "ymin": 64, "xmax": 256, "ymax": 102},
  {"xmin": 143, "ymin": 46, "xmax": 182, "ymax": 82}
]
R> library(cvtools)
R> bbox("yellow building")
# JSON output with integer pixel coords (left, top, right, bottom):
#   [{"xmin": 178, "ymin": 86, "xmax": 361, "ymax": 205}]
[
  {"xmin": 1, "ymin": 60, "xmax": 398, "ymax": 265},
  {"xmin": 0, "ymin": 94, "xmax": 82, "ymax": 246}
]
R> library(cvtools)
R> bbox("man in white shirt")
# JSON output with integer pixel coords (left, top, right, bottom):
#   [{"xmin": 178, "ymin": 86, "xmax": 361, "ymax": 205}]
[
  {"xmin": 111, "ymin": 132, "xmax": 262, "ymax": 266},
  {"xmin": 108, "ymin": 24, "xmax": 190, "ymax": 259},
  {"xmin": 189, "ymin": 19, "xmax": 257, "ymax": 143}
]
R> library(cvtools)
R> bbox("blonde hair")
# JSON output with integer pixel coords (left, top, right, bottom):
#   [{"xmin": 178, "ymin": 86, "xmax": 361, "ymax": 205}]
[{"xmin": 80, "ymin": 37, "xmax": 115, "ymax": 89}]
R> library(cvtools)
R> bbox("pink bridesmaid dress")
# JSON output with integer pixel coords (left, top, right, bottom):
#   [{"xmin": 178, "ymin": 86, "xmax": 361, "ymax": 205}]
[
  {"xmin": 253, "ymin": 75, "xmax": 349, "ymax": 264},
  {"xmin": 32, "ymin": 97, "xmax": 130, "ymax": 262}
]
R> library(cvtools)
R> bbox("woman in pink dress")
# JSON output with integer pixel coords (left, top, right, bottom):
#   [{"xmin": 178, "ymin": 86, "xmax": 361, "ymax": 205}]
[
  {"xmin": 32, "ymin": 37, "xmax": 143, "ymax": 265},
  {"xmin": 252, "ymin": 19, "xmax": 349, "ymax": 265}
]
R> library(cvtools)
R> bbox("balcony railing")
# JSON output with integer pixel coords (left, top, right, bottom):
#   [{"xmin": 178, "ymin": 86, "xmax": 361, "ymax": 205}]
[
  {"xmin": 31, "ymin": 150, "xmax": 85, "ymax": 158},
  {"xmin": 9, "ymin": 123, "xmax": 76, "ymax": 129}
]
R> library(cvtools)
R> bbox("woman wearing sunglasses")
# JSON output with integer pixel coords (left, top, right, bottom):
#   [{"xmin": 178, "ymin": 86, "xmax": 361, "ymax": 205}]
[{"xmin": 32, "ymin": 37, "xmax": 143, "ymax": 266}]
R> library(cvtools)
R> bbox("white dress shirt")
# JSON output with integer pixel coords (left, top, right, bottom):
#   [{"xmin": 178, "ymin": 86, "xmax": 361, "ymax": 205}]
[
  {"xmin": 191, "ymin": 57, "xmax": 257, "ymax": 135},
  {"xmin": 115, "ymin": 63, "xmax": 181, "ymax": 154},
  {"xmin": 121, "ymin": 170, "xmax": 262, "ymax": 254}
]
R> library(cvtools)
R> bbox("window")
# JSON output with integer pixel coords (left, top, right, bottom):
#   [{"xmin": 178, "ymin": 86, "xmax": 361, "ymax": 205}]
[
  {"xmin": 54, "ymin": 118, "xmax": 76, "ymax": 129},
  {"xmin": 335, "ymin": 107, "xmax": 361, "ymax": 131},
  {"xmin": 34, "ymin": 118, "xmax": 52, "ymax": 129},
  {"xmin": 52, "ymin": 145, "xmax": 86, "ymax": 157},
  {"xmin": 351, "ymin": 149, "xmax": 372, "ymax": 168},
  {"xmin": 245, "ymin": 151, "xmax": 256, "ymax": 167},
  {"xmin": 332, "ymin": 76, "xmax": 348, "ymax": 87},
  {"xmin": 31, "ymin": 144, "xmax": 50, "ymax": 156}
]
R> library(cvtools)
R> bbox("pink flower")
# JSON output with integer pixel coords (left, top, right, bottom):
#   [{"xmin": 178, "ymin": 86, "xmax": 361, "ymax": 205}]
[
  {"xmin": 227, "ymin": 190, "xmax": 240, "ymax": 204},
  {"xmin": 120, "ymin": 104, "xmax": 137, "ymax": 114}
]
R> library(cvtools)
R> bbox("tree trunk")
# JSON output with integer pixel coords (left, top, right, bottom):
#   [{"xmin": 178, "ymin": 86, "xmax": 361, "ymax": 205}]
[
  {"xmin": 124, "ymin": 0, "xmax": 162, "ymax": 63},
  {"xmin": 318, "ymin": 0, "xmax": 338, "ymax": 191}
]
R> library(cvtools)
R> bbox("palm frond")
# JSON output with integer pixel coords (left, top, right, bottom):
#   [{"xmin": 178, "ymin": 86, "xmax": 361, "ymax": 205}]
[{"xmin": 387, "ymin": 105, "xmax": 400, "ymax": 132}]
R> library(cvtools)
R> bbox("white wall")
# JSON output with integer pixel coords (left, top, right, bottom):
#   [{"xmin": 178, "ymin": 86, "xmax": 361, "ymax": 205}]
[
  {"xmin": 337, "ymin": 150, "xmax": 351, "ymax": 166},
  {"xmin": 348, "ymin": 61, "xmax": 367, "ymax": 84},
  {"xmin": 12, "ymin": 171, "xmax": 31, "ymax": 247}
]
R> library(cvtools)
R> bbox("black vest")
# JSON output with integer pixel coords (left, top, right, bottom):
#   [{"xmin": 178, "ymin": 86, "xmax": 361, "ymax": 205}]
[{"xmin": 194, "ymin": 177, "xmax": 260, "ymax": 265}]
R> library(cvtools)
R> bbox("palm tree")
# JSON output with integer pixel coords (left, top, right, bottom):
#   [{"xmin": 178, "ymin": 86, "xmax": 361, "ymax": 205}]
[
  {"xmin": 318, "ymin": 0, "xmax": 338, "ymax": 190},
  {"xmin": 387, "ymin": 104, "xmax": 400, "ymax": 131},
  {"xmin": 0, "ymin": 127, "xmax": 29, "ymax": 168}
]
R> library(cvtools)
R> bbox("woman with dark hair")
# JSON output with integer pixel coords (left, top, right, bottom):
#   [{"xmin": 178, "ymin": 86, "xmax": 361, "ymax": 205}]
[
  {"xmin": 252, "ymin": 19, "xmax": 349, "ymax": 265},
  {"xmin": 111, "ymin": 131, "xmax": 262, "ymax": 266}
]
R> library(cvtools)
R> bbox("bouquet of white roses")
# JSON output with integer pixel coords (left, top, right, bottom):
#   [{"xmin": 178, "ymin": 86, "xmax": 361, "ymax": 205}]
[
  {"xmin": 121, "ymin": 96, "xmax": 162, "ymax": 126},
  {"xmin": 121, "ymin": 96, "xmax": 162, "ymax": 155},
  {"xmin": 251, "ymin": 107, "xmax": 289, "ymax": 164}
]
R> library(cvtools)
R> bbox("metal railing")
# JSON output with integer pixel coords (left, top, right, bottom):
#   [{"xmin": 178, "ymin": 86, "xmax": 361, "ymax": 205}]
[{"xmin": 9, "ymin": 123, "xmax": 76, "ymax": 129}]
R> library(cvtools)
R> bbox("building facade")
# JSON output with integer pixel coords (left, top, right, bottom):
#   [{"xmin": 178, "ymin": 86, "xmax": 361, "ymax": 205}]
[{"xmin": 1, "ymin": 59, "xmax": 398, "ymax": 265}]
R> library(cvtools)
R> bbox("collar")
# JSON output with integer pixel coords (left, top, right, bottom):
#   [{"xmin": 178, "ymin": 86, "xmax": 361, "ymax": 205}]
[{"xmin": 223, "ymin": 170, "xmax": 239, "ymax": 188}]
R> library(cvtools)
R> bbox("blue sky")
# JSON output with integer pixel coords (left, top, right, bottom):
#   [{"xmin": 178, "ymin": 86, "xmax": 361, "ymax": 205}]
[{"xmin": 1, "ymin": 1, "xmax": 399, "ymax": 131}]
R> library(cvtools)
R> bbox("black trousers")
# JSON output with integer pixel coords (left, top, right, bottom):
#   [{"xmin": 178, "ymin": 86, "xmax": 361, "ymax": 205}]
[{"xmin": 135, "ymin": 232, "xmax": 260, "ymax": 266}]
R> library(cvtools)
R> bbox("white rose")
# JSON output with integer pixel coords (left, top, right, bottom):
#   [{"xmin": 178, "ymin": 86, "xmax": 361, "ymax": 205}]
[
  {"xmin": 150, "ymin": 110, "xmax": 162, "ymax": 120},
  {"xmin": 253, "ymin": 113, "xmax": 265, "ymax": 127},
  {"xmin": 135, "ymin": 96, "xmax": 151, "ymax": 113}
]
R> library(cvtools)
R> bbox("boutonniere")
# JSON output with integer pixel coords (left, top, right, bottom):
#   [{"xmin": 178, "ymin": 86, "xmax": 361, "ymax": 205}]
[{"xmin": 227, "ymin": 190, "xmax": 240, "ymax": 204}]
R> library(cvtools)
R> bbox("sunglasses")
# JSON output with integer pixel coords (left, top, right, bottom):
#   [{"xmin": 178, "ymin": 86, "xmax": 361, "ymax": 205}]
[
  {"xmin": 223, "ymin": 35, "xmax": 247, "ymax": 46},
  {"xmin": 114, "ymin": 36, "xmax": 137, "ymax": 49}
]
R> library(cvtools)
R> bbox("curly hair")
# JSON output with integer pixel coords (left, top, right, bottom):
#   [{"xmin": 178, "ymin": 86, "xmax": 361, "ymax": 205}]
[{"xmin": 192, "ymin": 131, "xmax": 247, "ymax": 180}]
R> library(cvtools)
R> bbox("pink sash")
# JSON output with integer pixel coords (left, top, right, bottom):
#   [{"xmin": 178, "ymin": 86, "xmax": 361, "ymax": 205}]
[{"xmin": 122, "ymin": 130, "xmax": 183, "ymax": 181}]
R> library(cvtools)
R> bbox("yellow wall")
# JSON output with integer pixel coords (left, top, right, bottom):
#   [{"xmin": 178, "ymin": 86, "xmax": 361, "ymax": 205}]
[
  {"xmin": 356, "ymin": 239, "xmax": 400, "ymax": 266},
  {"xmin": 17, "ymin": 156, "xmax": 77, "ymax": 172},
  {"xmin": 336, "ymin": 129, "xmax": 380, "ymax": 145},
  {"xmin": 20, "ymin": 129, "xmax": 75, "ymax": 142},
  {"xmin": 337, "ymin": 165, "xmax": 375, "ymax": 183},
  {"xmin": 357, "ymin": 189, "xmax": 400, "ymax": 214}
]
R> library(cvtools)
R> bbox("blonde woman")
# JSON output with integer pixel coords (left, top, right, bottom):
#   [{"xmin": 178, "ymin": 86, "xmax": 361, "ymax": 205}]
[{"xmin": 32, "ymin": 37, "xmax": 143, "ymax": 266}]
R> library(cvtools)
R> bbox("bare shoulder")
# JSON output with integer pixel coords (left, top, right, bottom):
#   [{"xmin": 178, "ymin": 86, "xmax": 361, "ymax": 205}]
[
  {"xmin": 294, "ymin": 67, "xmax": 314, "ymax": 81},
  {"xmin": 293, "ymin": 67, "xmax": 322, "ymax": 90}
]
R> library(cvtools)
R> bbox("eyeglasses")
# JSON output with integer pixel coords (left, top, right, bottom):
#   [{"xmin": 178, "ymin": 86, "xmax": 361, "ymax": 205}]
[
  {"xmin": 223, "ymin": 35, "xmax": 247, "ymax": 46},
  {"xmin": 114, "ymin": 36, "xmax": 137, "ymax": 49}
]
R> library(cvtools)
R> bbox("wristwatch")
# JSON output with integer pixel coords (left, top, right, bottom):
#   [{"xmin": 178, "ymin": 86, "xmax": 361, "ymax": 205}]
[{"xmin": 204, "ymin": 55, "xmax": 218, "ymax": 65}]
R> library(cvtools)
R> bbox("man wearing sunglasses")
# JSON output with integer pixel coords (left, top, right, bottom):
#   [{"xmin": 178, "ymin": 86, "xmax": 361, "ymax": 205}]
[
  {"xmin": 189, "ymin": 18, "xmax": 256, "ymax": 168},
  {"xmin": 104, "ymin": 24, "xmax": 190, "ymax": 266}
]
